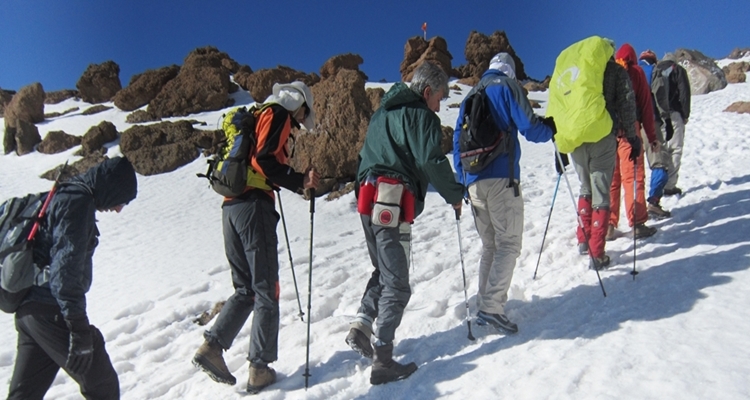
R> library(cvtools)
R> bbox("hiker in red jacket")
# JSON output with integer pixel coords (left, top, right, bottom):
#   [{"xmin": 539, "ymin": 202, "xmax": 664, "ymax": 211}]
[{"xmin": 608, "ymin": 44, "xmax": 660, "ymax": 241}]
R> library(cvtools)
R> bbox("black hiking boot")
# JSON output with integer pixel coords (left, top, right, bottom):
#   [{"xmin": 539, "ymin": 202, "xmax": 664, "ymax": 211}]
[
  {"xmin": 370, "ymin": 343, "xmax": 417, "ymax": 385},
  {"xmin": 247, "ymin": 364, "xmax": 276, "ymax": 394},
  {"xmin": 578, "ymin": 242, "xmax": 589, "ymax": 255},
  {"xmin": 589, "ymin": 254, "xmax": 611, "ymax": 271},
  {"xmin": 193, "ymin": 340, "xmax": 237, "ymax": 385},
  {"xmin": 345, "ymin": 327, "xmax": 373, "ymax": 359},
  {"xmin": 648, "ymin": 203, "xmax": 671, "ymax": 219},
  {"xmin": 663, "ymin": 187, "xmax": 682, "ymax": 196},
  {"xmin": 634, "ymin": 223, "xmax": 657, "ymax": 239},
  {"xmin": 476, "ymin": 311, "xmax": 518, "ymax": 334}
]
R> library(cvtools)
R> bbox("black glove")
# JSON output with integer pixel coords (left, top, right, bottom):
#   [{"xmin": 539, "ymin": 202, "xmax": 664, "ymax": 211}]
[
  {"xmin": 627, "ymin": 136, "xmax": 642, "ymax": 162},
  {"xmin": 555, "ymin": 152, "xmax": 569, "ymax": 175},
  {"xmin": 665, "ymin": 119, "xmax": 675, "ymax": 141},
  {"xmin": 65, "ymin": 315, "xmax": 94, "ymax": 376},
  {"xmin": 542, "ymin": 116, "xmax": 557, "ymax": 135}
]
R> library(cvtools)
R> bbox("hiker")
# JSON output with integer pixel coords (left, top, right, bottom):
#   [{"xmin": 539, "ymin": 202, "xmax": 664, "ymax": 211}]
[
  {"xmin": 638, "ymin": 49, "xmax": 672, "ymax": 218},
  {"xmin": 653, "ymin": 56, "xmax": 691, "ymax": 197},
  {"xmin": 192, "ymin": 81, "xmax": 320, "ymax": 394},
  {"xmin": 346, "ymin": 61, "xmax": 463, "ymax": 385},
  {"xmin": 607, "ymin": 44, "xmax": 659, "ymax": 241},
  {"xmin": 452, "ymin": 53, "xmax": 554, "ymax": 334},
  {"xmin": 7, "ymin": 156, "xmax": 138, "ymax": 400}
]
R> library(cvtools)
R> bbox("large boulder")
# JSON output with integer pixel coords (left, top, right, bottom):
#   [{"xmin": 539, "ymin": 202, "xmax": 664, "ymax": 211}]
[
  {"xmin": 14, "ymin": 119, "xmax": 42, "ymax": 155},
  {"xmin": 37, "ymin": 130, "xmax": 82, "ymax": 154},
  {"xmin": 289, "ymin": 69, "xmax": 373, "ymax": 193},
  {"xmin": 45, "ymin": 89, "xmax": 79, "ymax": 104},
  {"xmin": 1, "ymin": 88, "xmax": 16, "ymax": 117},
  {"xmin": 120, "ymin": 120, "xmax": 208, "ymax": 175},
  {"xmin": 321, "ymin": 53, "xmax": 368, "ymax": 81},
  {"xmin": 667, "ymin": 49, "xmax": 727, "ymax": 95},
  {"xmin": 80, "ymin": 121, "xmax": 119, "ymax": 154},
  {"xmin": 114, "ymin": 65, "xmax": 180, "ymax": 111},
  {"xmin": 728, "ymin": 48, "xmax": 750, "ymax": 59},
  {"xmin": 400, "ymin": 36, "xmax": 453, "ymax": 82},
  {"xmin": 234, "ymin": 65, "xmax": 319, "ymax": 103},
  {"xmin": 76, "ymin": 61, "xmax": 122, "ymax": 103},
  {"xmin": 723, "ymin": 62, "xmax": 749, "ymax": 84},
  {"xmin": 366, "ymin": 87, "xmax": 385, "ymax": 112},
  {"xmin": 456, "ymin": 31, "xmax": 527, "ymax": 85},
  {"xmin": 725, "ymin": 101, "xmax": 750, "ymax": 114},
  {"xmin": 147, "ymin": 47, "xmax": 233, "ymax": 118},
  {"xmin": 3, "ymin": 82, "xmax": 45, "ymax": 154}
]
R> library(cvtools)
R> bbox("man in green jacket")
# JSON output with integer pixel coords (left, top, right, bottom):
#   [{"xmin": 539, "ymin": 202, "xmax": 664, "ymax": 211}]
[{"xmin": 345, "ymin": 61, "xmax": 464, "ymax": 385}]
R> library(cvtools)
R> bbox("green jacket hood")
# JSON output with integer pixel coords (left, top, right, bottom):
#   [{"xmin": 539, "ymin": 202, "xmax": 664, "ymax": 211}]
[{"xmin": 381, "ymin": 82, "xmax": 424, "ymax": 110}]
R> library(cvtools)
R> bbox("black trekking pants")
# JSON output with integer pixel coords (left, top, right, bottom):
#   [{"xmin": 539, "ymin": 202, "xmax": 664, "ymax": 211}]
[{"xmin": 7, "ymin": 303, "xmax": 119, "ymax": 400}]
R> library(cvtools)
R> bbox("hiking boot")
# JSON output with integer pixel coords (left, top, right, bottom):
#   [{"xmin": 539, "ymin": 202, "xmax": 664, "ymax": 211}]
[
  {"xmin": 345, "ymin": 327, "xmax": 373, "ymax": 359},
  {"xmin": 634, "ymin": 223, "xmax": 657, "ymax": 239},
  {"xmin": 247, "ymin": 364, "xmax": 276, "ymax": 394},
  {"xmin": 663, "ymin": 187, "xmax": 682, "ymax": 196},
  {"xmin": 605, "ymin": 225, "xmax": 616, "ymax": 241},
  {"xmin": 578, "ymin": 242, "xmax": 589, "ymax": 255},
  {"xmin": 648, "ymin": 203, "xmax": 671, "ymax": 219},
  {"xmin": 193, "ymin": 340, "xmax": 237, "ymax": 385},
  {"xmin": 476, "ymin": 310, "xmax": 518, "ymax": 334},
  {"xmin": 370, "ymin": 343, "xmax": 417, "ymax": 385},
  {"xmin": 589, "ymin": 255, "xmax": 611, "ymax": 271}
]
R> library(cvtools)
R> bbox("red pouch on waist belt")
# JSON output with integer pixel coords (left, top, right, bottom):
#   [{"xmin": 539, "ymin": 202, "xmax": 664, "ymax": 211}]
[{"xmin": 357, "ymin": 176, "xmax": 415, "ymax": 225}]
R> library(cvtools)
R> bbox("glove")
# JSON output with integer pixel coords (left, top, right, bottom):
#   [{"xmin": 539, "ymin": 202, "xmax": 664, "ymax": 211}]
[
  {"xmin": 542, "ymin": 116, "xmax": 557, "ymax": 135},
  {"xmin": 665, "ymin": 119, "xmax": 675, "ymax": 141},
  {"xmin": 65, "ymin": 316, "xmax": 94, "ymax": 376},
  {"xmin": 627, "ymin": 136, "xmax": 642, "ymax": 162},
  {"xmin": 555, "ymin": 152, "xmax": 569, "ymax": 175}
]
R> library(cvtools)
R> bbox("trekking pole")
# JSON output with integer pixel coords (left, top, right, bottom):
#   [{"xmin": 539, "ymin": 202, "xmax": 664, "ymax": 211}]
[
  {"xmin": 554, "ymin": 147, "xmax": 607, "ymax": 297},
  {"xmin": 303, "ymin": 188, "xmax": 315, "ymax": 389},
  {"xmin": 533, "ymin": 174, "xmax": 561, "ymax": 280},
  {"xmin": 630, "ymin": 160, "xmax": 639, "ymax": 280},
  {"xmin": 277, "ymin": 192, "xmax": 304, "ymax": 321},
  {"xmin": 454, "ymin": 208, "xmax": 476, "ymax": 341}
]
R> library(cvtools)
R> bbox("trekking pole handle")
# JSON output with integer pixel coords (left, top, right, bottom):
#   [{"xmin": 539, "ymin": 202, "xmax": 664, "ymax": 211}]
[{"xmin": 307, "ymin": 188, "xmax": 316, "ymax": 213}]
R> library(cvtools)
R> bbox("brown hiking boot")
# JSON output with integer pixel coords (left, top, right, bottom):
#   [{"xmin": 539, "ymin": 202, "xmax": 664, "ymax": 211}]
[
  {"xmin": 634, "ymin": 223, "xmax": 657, "ymax": 239},
  {"xmin": 345, "ymin": 327, "xmax": 373, "ymax": 359},
  {"xmin": 589, "ymin": 254, "xmax": 611, "ymax": 271},
  {"xmin": 193, "ymin": 340, "xmax": 236, "ymax": 385},
  {"xmin": 648, "ymin": 203, "xmax": 671, "ymax": 219},
  {"xmin": 605, "ymin": 225, "xmax": 616, "ymax": 241},
  {"xmin": 247, "ymin": 364, "xmax": 276, "ymax": 394},
  {"xmin": 370, "ymin": 343, "xmax": 417, "ymax": 385}
]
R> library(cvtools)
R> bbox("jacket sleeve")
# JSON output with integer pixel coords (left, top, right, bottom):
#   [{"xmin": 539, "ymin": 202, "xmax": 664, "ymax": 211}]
[
  {"xmin": 417, "ymin": 113, "xmax": 464, "ymax": 205},
  {"xmin": 633, "ymin": 68, "xmax": 656, "ymax": 143},
  {"xmin": 452, "ymin": 102, "xmax": 466, "ymax": 185},
  {"xmin": 253, "ymin": 106, "xmax": 305, "ymax": 192},
  {"xmin": 498, "ymin": 82, "xmax": 553, "ymax": 143},
  {"xmin": 677, "ymin": 66, "xmax": 691, "ymax": 120},
  {"xmin": 48, "ymin": 196, "xmax": 96, "ymax": 319}
]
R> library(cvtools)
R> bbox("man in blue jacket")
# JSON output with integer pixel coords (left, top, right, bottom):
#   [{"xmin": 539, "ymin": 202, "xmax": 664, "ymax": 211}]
[
  {"xmin": 7, "ymin": 157, "xmax": 137, "ymax": 400},
  {"xmin": 453, "ymin": 53, "xmax": 554, "ymax": 334}
]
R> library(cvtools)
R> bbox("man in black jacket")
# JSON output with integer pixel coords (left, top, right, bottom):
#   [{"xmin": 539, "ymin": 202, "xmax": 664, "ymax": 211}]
[{"xmin": 7, "ymin": 157, "xmax": 137, "ymax": 400}]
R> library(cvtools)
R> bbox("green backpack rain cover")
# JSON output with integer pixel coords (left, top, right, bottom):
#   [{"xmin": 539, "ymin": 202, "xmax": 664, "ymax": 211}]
[{"xmin": 546, "ymin": 36, "xmax": 614, "ymax": 154}]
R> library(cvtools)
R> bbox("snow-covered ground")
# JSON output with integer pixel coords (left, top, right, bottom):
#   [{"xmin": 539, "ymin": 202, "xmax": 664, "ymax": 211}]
[{"xmin": 1, "ymin": 64, "xmax": 749, "ymax": 399}]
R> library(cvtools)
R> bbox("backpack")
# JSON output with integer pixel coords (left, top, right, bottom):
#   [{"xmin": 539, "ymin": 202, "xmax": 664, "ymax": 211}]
[
  {"xmin": 458, "ymin": 87, "xmax": 514, "ymax": 174},
  {"xmin": 0, "ymin": 193, "xmax": 47, "ymax": 313},
  {"xmin": 546, "ymin": 36, "xmax": 614, "ymax": 154},
  {"xmin": 199, "ymin": 105, "xmax": 275, "ymax": 197}
]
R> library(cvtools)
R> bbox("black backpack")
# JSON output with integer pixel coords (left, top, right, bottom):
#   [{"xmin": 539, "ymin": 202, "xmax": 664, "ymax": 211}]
[{"xmin": 458, "ymin": 88, "xmax": 514, "ymax": 174}]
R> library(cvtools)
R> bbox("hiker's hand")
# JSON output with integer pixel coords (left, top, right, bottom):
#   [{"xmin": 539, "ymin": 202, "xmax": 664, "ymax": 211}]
[
  {"xmin": 303, "ymin": 167, "xmax": 320, "ymax": 190},
  {"xmin": 627, "ymin": 136, "xmax": 642, "ymax": 162},
  {"xmin": 452, "ymin": 202, "xmax": 462, "ymax": 218},
  {"xmin": 650, "ymin": 141, "xmax": 661, "ymax": 154},
  {"xmin": 665, "ymin": 119, "xmax": 675, "ymax": 141},
  {"xmin": 542, "ymin": 116, "xmax": 557, "ymax": 135},
  {"xmin": 65, "ymin": 316, "xmax": 94, "ymax": 376},
  {"xmin": 555, "ymin": 152, "xmax": 569, "ymax": 175}
]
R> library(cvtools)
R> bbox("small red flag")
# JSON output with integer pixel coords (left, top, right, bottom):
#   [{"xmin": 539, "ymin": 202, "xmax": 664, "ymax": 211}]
[{"xmin": 422, "ymin": 22, "xmax": 427, "ymax": 31}]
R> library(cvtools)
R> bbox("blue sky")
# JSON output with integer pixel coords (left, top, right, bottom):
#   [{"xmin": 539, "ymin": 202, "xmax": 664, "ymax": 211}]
[{"xmin": 1, "ymin": 0, "xmax": 747, "ymax": 91}]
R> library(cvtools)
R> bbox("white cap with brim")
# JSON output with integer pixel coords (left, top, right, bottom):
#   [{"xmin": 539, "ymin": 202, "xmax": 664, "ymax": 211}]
[{"xmin": 265, "ymin": 81, "xmax": 316, "ymax": 131}]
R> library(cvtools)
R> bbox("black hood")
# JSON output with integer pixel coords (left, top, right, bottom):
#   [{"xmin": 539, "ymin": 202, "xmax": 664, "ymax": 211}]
[{"xmin": 73, "ymin": 157, "xmax": 138, "ymax": 209}]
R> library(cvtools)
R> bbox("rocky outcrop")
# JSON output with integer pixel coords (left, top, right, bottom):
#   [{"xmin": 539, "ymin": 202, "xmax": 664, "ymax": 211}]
[
  {"xmin": 289, "ymin": 67, "xmax": 372, "ymax": 194},
  {"xmin": 723, "ymin": 62, "xmax": 749, "ymax": 84},
  {"xmin": 234, "ymin": 65, "xmax": 319, "ymax": 103},
  {"xmin": 41, "ymin": 152, "xmax": 108, "ymax": 182},
  {"xmin": 455, "ymin": 31, "xmax": 527, "ymax": 86},
  {"xmin": 125, "ymin": 110, "xmax": 161, "ymax": 124},
  {"xmin": 728, "ymin": 48, "xmax": 750, "ymax": 59},
  {"xmin": 76, "ymin": 61, "xmax": 122, "ymax": 103},
  {"xmin": 366, "ymin": 87, "xmax": 385, "ymax": 112},
  {"xmin": 147, "ymin": 47, "xmax": 233, "ymax": 118},
  {"xmin": 14, "ymin": 119, "xmax": 42, "ymax": 155},
  {"xmin": 45, "ymin": 89, "xmax": 78, "ymax": 104},
  {"xmin": 119, "ymin": 120, "xmax": 214, "ymax": 175},
  {"xmin": 3, "ymin": 82, "xmax": 45, "ymax": 154},
  {"xmin": 80, "ymin": 121, "xmax": 119, "ymax": 154},
  {"xmin": 321, "ymin": 53, "xmax": 368, "ymax": 81},
  {"xmin": 81, "ymin": 105, "xmax": 113, "ymax": 115},
  {"xmin": 0, "ymin": 88, "xmax": 15, "ymax": 117},
  {"xmin": 114, "ymin": 65, "xmax": 180, "ymax": 111},
  {"xmin": 45, "ymin": 107, "xmax": 79, "ymax": 119},
  {"xmin": 400, "ymin": 36, "xmax": 453, "ymax": 82},
  {"xmin": 724, "ymin": 101, "xmax": 750, "ymax": 114},
  {"xmin": 524, "ymin": 76, "xmax": 551, "ymax": 92},
  {"xmin": 667, "ymin": 49, "xmax": 727, "ymax": 95},
  {"xmin": 37, "ymin": 130, "xmax": 82, "ymax": 154}
]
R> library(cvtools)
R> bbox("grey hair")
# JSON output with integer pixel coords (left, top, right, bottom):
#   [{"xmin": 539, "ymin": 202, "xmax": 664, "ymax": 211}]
[{"xmin": 409, "ymin": 61, "xmax": 449, "ymax": 98}]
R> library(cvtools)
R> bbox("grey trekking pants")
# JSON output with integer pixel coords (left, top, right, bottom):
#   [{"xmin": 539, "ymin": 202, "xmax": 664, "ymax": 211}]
[
  {"xmin": 355, "ymin": 214, "xmax": 411, "ymax": 344},
  {"xmin": 570, "ymin": 133, "xmax": 617, "ymax": 209},
  {"xmin": 665, "ymin": 112, "xmax": 686, "ymax": 190},
  {"xmin": 205, "ymin": 196, "xmax": 280, "ymax": 365}
]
